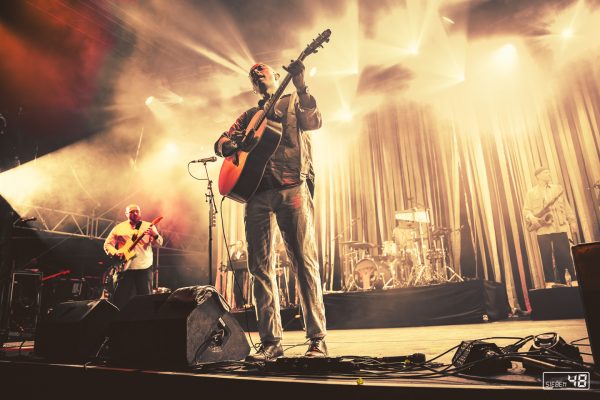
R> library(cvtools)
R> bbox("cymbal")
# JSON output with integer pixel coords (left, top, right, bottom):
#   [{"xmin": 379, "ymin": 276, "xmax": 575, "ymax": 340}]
[
  {"xmin": 351, "ymin": 242, "xmax": 376, "ymax": 249},
  {"xmin": 339, "ymin": 240, "xmax": 360, "ymax": 245}
]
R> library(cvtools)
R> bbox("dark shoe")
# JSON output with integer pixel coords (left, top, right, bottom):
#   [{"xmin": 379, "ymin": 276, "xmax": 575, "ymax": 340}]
[
  {"xmin": 245, "ymin": 341, "xmax": 284, "ymax": 362},
  {"xmin": 305, "ymin": 338, "xmax": 328, "ymax": 358}
]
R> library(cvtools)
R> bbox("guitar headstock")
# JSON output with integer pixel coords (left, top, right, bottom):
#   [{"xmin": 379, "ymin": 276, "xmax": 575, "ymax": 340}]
[
  {"xmin": 300, "ymin": 29, "xmax": 332, "ymax": 59},
  {"xmin": 151, "ymin": 216, "xmax": 163, "ymax": 226}
]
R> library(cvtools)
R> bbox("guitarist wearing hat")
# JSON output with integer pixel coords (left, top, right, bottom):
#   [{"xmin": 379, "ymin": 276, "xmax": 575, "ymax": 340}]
[
  {"xmin": 214, "ymin": 59, "xmax": 328, "ymax": 361},
  {"xmin": 523, "ymin": 168, "xmax": 577, "ymax": 287},
  {"xmin": 103, "ymin": 204, "xmax": 163, "ymax": 309}
]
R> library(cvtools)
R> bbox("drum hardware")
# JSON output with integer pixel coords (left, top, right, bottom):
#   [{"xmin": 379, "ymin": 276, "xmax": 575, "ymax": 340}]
[
  {"xmin": 377, "ymin": 262, "xmax": 396, "ymax": 289},
  {"xmin": 430, "ymin": 226, "xmax": 463, "ymax": 283}
]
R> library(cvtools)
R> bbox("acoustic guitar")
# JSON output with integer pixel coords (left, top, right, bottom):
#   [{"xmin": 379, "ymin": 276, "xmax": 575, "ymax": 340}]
[{"xmin": 218, "ymin": 29, "xmax": 331, "ymax": 203}]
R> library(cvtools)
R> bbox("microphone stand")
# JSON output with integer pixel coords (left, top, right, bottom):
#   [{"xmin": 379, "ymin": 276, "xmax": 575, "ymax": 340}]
[{"xmin": 201, "ymin": 161, "xmax": 218, "ymax": 286}]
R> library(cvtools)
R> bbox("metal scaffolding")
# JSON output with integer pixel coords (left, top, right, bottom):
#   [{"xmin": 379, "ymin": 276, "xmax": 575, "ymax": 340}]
[{"xmin": 13, "ymin": 204, "xmax": 204, "ymax": 253}]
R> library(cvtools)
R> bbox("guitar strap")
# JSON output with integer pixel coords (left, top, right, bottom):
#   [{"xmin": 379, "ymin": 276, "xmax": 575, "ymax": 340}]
[{"xmin": 132, "ymin": 220, "xmax": 142, "ymax": 241}]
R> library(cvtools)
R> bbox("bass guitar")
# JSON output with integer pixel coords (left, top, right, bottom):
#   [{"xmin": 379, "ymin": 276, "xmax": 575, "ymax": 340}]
[{"xmin": 218, "ymin": 29, "xmax": 331, "ymax": 203}]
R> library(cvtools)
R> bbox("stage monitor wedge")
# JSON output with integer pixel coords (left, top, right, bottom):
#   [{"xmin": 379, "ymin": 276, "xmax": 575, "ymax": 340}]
[
  {"xmin": 571, "ymin": 242, "xmax": 600, "ymax": 369},
  {"xmin": 109, "ymin": 286, "xmax": 250, "ymax": 367},
  {"xmin": 34, "ymin": 299, "xmax": 119, "ymax": 361}
]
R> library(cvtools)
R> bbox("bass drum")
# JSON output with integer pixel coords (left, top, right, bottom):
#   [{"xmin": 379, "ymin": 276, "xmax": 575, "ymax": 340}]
[{"xmin": 354, "ymin": 258, "xmax": 378, "ymax": 290}]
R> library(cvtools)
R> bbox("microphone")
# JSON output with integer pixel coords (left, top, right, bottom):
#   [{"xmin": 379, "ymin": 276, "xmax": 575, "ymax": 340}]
[
  {"xmin": 191, "ymin": 156, "xmax": 217, "ymax": 163},
  {"xmin": 18, "ymin": 217, "xmax": 37, "ymax": 223}
]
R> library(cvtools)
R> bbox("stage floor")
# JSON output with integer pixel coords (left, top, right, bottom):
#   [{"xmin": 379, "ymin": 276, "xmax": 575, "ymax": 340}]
[
  {"xmin": 2, "ymin": 318, "xmax": 597, "ymax": 398},
  {"xmin": 260, "ymin": 317, "xmax": 592, "ymax": 361}
]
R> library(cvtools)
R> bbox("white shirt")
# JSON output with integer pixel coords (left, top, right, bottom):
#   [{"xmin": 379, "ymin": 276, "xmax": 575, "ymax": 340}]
[{"xmin": 104, "ymin": 220, "xmax": 163, "ymax": 270}]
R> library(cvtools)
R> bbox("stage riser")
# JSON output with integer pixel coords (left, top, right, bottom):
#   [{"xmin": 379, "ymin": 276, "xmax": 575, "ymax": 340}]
[
  {"xmin": 234, "ymin": 280, "xmax": 510, "ymax": 330},
  {"xmin": 528, "ymin": 287, "xmax": 585, "ymax": 320}
]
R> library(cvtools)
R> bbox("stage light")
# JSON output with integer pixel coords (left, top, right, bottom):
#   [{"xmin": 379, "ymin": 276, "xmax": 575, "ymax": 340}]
[
  {"xmin": 339, "ymin": 108, "xmax": 353, "ymax": 122},
  {"xmin": 561, "ymin": 28, "xmax": 574, "ymax": 39},
  {"xmin": 309, "ymin": 67, "xmax": 317, "ymax": 77},
  {"xmin": 408, "ymin": 43, "xmax": 419, "ymax": 55},
  {"xmin": 145, "ymin": 96, "xmax": 155, "ymax": 106},
  {"xmin": 165, "ymin": 142, "xmax": 178, "ymax": 154},
  {"xmin": 493, "ymin": 44, "xmax": 518, "ymax": 69}
]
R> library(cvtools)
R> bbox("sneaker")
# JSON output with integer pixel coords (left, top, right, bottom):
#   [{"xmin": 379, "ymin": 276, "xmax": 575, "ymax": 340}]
[
  {"xmin": 245, "ymin": 341, "xmax": 284, "ymax": 362},
  {"xmin": 304, "ymin": 338, "xmax": 328, "ymax": 358}
]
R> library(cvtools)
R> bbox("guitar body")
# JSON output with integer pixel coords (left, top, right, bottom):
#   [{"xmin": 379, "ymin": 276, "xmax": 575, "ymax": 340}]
[
  {"xmin": 111, "ymin": 216, "xmax": 163, "ymax": 272},
  {"xmin": 218, "ymin": 110, "xmax": 282, "ymax": 203},
  {"xmin": 116, "ymin": 239, "xmax": 138, "ymax": 262}
]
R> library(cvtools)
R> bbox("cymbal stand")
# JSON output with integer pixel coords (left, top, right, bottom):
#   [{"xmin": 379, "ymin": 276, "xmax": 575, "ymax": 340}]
[
  {"xmin": 381, "ymin": 266, "xmax": 396, "ymax": 289},
  {"xmin": 440, "ymin": 233, "xmax": 463, "ymax": 282},
  {"xmin": 428, "ymin": 234, "xmax": 447, "ymax": 283},
  {"xmin": 344, "ymin": 248, "xmax": 359, "ymax": 291},
  {"xmin": 408, "ymin": 223, "xmax": 431, "ymax": 286}
]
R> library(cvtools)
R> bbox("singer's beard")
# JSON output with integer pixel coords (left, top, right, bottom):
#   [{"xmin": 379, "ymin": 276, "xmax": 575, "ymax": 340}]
[{"xmin": 257, "ymin": 81, "xmax": 278, "ymax": 98}]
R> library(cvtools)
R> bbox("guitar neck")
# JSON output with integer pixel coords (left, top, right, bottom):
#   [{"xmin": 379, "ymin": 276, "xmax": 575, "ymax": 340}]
[
  {"xmin": 534, "ymin": 191, "xmax": 563, "ymax": 218},
  {"xmin": 128, "ymin": 224, "xmax": 153, "ymax": 250}
]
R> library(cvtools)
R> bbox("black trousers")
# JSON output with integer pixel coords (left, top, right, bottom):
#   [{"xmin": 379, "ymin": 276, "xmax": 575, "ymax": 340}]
[
  {"xmin": 232, "ymin": 270, "xmax": 248, "ymax": 309},
  {"xmin": 537, "ymin": 232, "xmax": 575, "ymax": 283},
  {"xmin": 112, "ymin": 268, "xmax": 152, "ymax": 310}
]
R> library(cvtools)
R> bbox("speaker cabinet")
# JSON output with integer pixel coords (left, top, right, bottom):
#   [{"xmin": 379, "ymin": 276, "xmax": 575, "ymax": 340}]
[
  {"xmin": 572, "ymin": 242, "xmax": 600, "ymax": 368},
  {"xmin": 109, "ymin": 288, "xmax": 250, "ymax": 366},
  {"xmin": 8, "ymin": 271, "xmax": 42, "ymax": 337},
  {"xmin": 34, "ymin": 299, "xmax": 119, "ymax": 361}
]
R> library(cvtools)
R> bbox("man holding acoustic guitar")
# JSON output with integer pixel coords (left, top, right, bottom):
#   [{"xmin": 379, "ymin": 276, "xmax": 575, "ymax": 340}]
[
  {"xmin": 103, "ymin": 204, "xmax": 163, "ymax": 309},
  {"xmin": 214, "ymin": 53, "xmax": 328, "ymax": 361},
  {"xmin": 523, "ymin": 167, "xmax": 577, "ymax": 287}
]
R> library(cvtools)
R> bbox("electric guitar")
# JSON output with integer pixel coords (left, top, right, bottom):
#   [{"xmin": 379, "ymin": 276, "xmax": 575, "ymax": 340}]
[
  {"xmin": 113, "ymin": 216, "xmax": 163, "ymax": 270},
  {"xmin": 218, "ymin": 29, "xmax": 332, "ymax": 203}
]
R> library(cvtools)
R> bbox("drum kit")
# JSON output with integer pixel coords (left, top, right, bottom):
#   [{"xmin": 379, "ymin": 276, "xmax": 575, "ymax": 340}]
[{"xmin": 340, "ymin": 209, "xmax": 463, "ymax": 291}]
